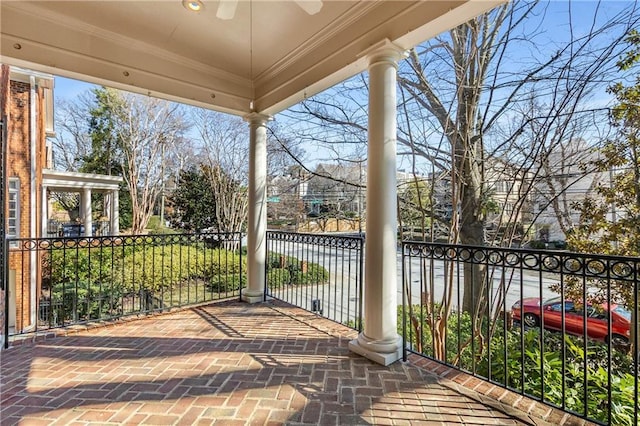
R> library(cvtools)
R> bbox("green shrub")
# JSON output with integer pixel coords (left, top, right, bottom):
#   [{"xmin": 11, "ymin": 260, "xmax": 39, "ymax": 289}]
[
  {"xmin": 400, "ymin": 305, "xmax": 637, "ymax": 425},
  {"xmin": 45, "ymin": 247, "xmax": 125, "ymax": 323},
  {"xmin": 149, "ymin": 227, "xmax": 178, "ymax": 235},
  {"xmin": 119, "ymin": 243, "xmax": 244, "ymax": 292},
  {"xmin": 202, "ymin": 249, "xmax": 245, "ymax": 293},
  {"xmin": 291, "ymin": 262, "xmax": 329, "ymax": 285},
  {"xmin": 342, "ymin": 318, "xmax": 363, "ymax": 331},
  {"xmin": 207, "ymin": 273, "xmax": 246, "ymax": 293},
  {"xmin": 400, "ymin": 304, "xmax": 477, "ymax": 368},
  {"xmin": 267, "ymin": 268, "xmax": 291, "ymax": 289},
  {"xmin": 528, "ymin": 240, "xmax": 547, "ymax": 249},
  {"xmin": 49, "ymin": 280, "xmax": 123, "ymax": 324},
  {"xmin": 201, "ymin": 249, "xmax": 244, "ymax": 276},
  {"xmin": 267, "ymin": 252, "xmax": 285, "ymax": 269},
  {"xmin": 266, "ymin": 252, "xmax": 329, "ymax": 286},
  {"xmin": 47, "ymin": 242, "xmax": 245, "ymax": 308},
  {"xmin": 147, "ymin": 215, "xmax": 173, "ymax": 233},
  {"xmin": 121, "ymin": 243, "xmax": 206, "ymax": 291},
  {"xmin": 47, "ymin": 246, "xmax": 124, "ymax": 288}
]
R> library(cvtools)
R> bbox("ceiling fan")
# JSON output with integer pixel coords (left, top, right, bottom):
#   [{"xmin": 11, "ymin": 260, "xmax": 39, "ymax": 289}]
[{"xmin": 215, "ymin": 0, "xmax": 323, "ymax": 20}]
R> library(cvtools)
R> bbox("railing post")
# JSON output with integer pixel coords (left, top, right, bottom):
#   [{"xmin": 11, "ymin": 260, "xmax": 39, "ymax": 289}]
[
  {"xmin": 1, "ymin": 109, "xmax": 7, "ymax": 349},
  {"xmin": 2, "ymin": 235, "xmax": 10, "ymax": 349},
  {"xmin": 358, "ymin": 236, "xmax": 364, "ymax": 333},
  {"xmin": 401, "ymin": 242, "xmax": 406, "ymax": 362},
  {"xmin": 239, "ymin": 231, "xmax": 244, "ymax": 302},
  {"xmin": 3, "ymin": 237, "xmax": 9, "ymax": 349},
  {"xmin": 263, "ymin": 231, "xmax": 269, "ymax": 302}
]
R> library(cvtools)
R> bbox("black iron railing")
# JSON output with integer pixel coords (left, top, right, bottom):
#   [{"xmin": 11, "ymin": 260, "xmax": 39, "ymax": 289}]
[
  {"xmin": 5, "ymin": 232, "xmax": 243, "ymax": 346},
  {"xmin": 265, "ymin": 231, "xmax": 364, "ymax": 331},
  {"xmin": 401, "ymin": 242, "xmax": 639, "ymax": 426}
]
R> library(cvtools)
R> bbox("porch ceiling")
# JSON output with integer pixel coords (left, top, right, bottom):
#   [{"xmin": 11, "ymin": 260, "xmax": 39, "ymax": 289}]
[{"xmin": 0, "ymin": 0, "xmax": 502, "ymax": 116}]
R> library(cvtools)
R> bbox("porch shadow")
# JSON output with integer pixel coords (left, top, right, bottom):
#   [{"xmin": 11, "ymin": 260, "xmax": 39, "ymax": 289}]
[{"xmin": 1, "ymin": 300, "xmax": 533, "ymax": 425}]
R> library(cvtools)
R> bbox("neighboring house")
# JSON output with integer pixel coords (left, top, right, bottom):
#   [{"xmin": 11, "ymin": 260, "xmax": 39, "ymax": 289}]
[
  {"xmin": 484, "ymin": 158, "xmax": 533, "ymax": 243},
  {"xmin": 425, "ymin": 158, "xmax": 533, "ymax": 244},
  {"xmin": 396, "ymin": 170, "xmax": 437, "ymax": 240},
  {"xmin": 1, "ymin": 66, "xmax": 122, "ymax": 338},
  {"xmin": 304, "ymin": 163, "xmax": 365, "ymax": 218},
  {"xmin": 267, "ymin": 166, "xmax": 308, "ymax": 229},
  {"xmin": 530, "ymin": 139, "xmax": 605, "ymax": 242},
  {"xmin": 271, "ymin": 164, "xmax": 434, "ymax": 233}
]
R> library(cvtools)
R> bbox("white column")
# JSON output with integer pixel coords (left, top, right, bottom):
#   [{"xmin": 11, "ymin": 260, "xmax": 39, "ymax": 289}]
[
  {"xmin": 349, "ymin": 40, "xmax": 406, "ymax": 366},
  {"xmin": 82, "ymin": 188, "xmax": 92, "ymax": 237},
  {"xmin": 111, "ymin": 190, "xmax": 120, "ymax": 235},
  {"xmin": 242, "ymin": 112, "xmax": 271, "ymax": 303}
]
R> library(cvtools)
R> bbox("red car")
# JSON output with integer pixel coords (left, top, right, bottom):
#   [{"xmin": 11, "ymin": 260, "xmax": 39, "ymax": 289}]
[{"xmin": 511, "ymin": 297, "xmax": 631, "ymax": 346}]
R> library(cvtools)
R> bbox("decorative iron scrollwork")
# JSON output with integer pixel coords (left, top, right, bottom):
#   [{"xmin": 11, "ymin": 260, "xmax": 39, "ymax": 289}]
[{"xmin": 401, "ymin": 241, "xmax": 640, "ymax": 281}]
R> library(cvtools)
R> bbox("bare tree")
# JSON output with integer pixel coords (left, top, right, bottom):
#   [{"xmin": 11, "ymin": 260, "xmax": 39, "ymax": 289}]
[
  {"xmin": 48, "ymin": 95, "xmax": 97, "ymax": 215},
  {"xmin": 103, "ymin": 90, "xmax": 190, "ymax": 234},
  {"xmin": 399, "ymin": 2, "xmax": 637, "ymax": 358},
  {"xmin": 49, "ymin": 88, "xmax": 193, "ymax": 232},
  {"xmin": 192, "ymin": 109, "xmax": 249, "ymax": 235},
  {"xmin": 51, "ymin": 96, "xmax": 95, "ymax": 171},
  {"xmin": 278, "ymin": 1, "xmax": 640, "ymax": 358}
]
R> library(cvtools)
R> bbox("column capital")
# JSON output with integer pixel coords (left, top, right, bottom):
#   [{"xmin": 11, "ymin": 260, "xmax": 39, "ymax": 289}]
[
  {"xmin": 243, "ymin": 112, "xmax": 273, "ymax": 126},
  {"xmin": 359, "ymin": 39, "xmax": 407, "ymax": 68}
]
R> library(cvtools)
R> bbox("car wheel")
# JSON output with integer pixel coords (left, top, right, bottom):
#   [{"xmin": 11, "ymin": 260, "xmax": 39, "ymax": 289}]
[
  {"xmin": 607, "ymin": 334, "xmax": 629, "ymax": 347},
  {"xmin": 523, "ymin": 313, "xmax": 539, "ymax": 328}
]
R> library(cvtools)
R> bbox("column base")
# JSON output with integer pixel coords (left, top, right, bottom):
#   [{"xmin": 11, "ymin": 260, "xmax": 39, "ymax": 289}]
[
  {"xmin": 240, "ymin": 291, "xmax": 264, "ymax": 304},
  {"xmin": 349, "ymin": 332, "xmax": 403, "ymax": 366}
]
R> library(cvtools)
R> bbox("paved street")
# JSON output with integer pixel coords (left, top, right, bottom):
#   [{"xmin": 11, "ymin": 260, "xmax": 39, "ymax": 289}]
[{"xmin": 268, "ymin": 243, "xmax": 559, "ymax": 327}]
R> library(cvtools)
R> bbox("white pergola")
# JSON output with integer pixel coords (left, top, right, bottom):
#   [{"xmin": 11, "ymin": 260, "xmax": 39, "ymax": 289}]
[
  {"xmin": 42, "ymin": 170, "xmax": 123, "ymax": 237},
  {"xmin": 1, "ymin": 0, "xmax": 503, "ymax": 365}
]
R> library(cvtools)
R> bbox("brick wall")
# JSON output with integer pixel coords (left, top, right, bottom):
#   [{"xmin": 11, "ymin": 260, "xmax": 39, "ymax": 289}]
[
  {"xmin": 8, "ymin": 80, "xmax": 32, "ymax": 332},
  {"xmin": 8, "ymin": 80, "xmax": 32, "ymax": 239},
  {"xmin": 4, "ymin": 79, "xmax": 46, "ymax": 333}
]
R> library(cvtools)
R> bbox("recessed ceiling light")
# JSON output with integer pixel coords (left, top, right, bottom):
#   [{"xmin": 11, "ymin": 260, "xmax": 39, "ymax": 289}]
[{"xmin": 182, "ymin": 0, "xmax": 204, "ymax": 13}]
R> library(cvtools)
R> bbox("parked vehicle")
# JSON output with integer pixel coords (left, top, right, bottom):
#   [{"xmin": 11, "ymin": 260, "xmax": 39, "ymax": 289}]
[
  {"xmin": 60, "ymin": 223, "xmax": 85, "ymax": 237},
  {"xmin": 511, "ymin": 297, "xmax": 631, "ymax": 346}
]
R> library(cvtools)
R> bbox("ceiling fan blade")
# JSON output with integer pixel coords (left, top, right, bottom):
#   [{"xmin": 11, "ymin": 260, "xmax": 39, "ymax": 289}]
[
  {"xmin": 295, "ymin": 0, "xmax": 323, "ymax": 15},
  {"xmin": 217, "ymin": 0, "xmax": 238, "ymax": 20}
]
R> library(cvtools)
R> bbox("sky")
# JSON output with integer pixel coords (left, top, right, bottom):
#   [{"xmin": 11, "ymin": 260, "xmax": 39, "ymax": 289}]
[{"xmin": 54, "ymin": 77, "xmax": 96, "ymax": 101}]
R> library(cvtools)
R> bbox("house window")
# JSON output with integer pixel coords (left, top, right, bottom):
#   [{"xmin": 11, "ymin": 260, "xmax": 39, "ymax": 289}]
[
  {"xmin": 8, "ymin": 178, "xmax": 20, "ymax": 242},
  {"xmin": 494, "ymin": 181, "xmax": 514, "ymax": 193}
]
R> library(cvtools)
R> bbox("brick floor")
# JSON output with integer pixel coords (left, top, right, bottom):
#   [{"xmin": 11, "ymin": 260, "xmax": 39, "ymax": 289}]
[{"xmin": 1, "ymin": 300, "xmax": 555, "ymax": 425}]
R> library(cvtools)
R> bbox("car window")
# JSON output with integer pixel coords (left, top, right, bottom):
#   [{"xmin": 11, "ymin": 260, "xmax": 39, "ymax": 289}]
[
  {"xmin": 588, "ymin": 308, "xmax": 608, "ymax": 320},
  {"xmin": 549, "ymin": 302, "xmax": 563, "ymax": 312},
  {"xmin": 548, "ymin": 301, "xmax": 576, "ymax": 313},
  {"xmin": 548, "ymin": 301, "xmax": 581, "ymax": 314},
  {"xmin": 612, "ymin": 306, "xmax": 631, "ymax": 321},
  {"xmin": 543, "ymin": 297, "xmax": 562, "ymax": 306},
  {"xmin": 571, "ymin": 304, "xmax": 586, "ymax": 316}
]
